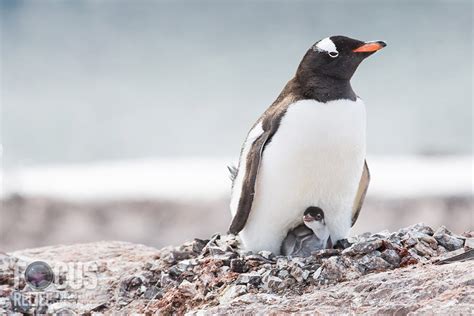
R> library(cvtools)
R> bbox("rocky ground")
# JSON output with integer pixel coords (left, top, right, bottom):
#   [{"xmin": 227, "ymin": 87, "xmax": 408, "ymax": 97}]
[{"xmin": 0, "ymin": 223, "xmax": 473, "ymax": 314}]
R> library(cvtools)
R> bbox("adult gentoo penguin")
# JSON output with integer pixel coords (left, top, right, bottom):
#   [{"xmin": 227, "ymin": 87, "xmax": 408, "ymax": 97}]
[{"xmin": 229, "ymin": 35, "xmax": 386, "ymax": 254}]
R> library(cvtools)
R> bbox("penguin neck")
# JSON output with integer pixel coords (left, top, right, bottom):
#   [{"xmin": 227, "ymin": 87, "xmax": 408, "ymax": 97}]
[
  {"xmin": 294, "ymin": 72, "xmax": 357, "ymax": 103},
  {"xmin": 312, "ymin": 227, "xmax": 330, "ymax": 246},
  {"xmin": 305, "ymin": 221, "xmax": 330, "ymax": 242}
]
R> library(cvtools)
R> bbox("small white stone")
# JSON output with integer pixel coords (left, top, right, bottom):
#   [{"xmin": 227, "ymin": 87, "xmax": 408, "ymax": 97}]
[{"xmin": 312, "ymin": 266, "xmax": 322, "ymax": 280}]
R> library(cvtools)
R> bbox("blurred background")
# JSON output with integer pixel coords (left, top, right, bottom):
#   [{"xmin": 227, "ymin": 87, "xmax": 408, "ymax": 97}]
[{"xmin": 0, "ymin": 0, "xmax": 472, "ymax": 252}]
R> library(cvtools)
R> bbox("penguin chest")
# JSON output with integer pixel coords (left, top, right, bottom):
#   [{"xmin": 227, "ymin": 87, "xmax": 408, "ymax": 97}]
[{"xmin": 249, "ymin": 98, "xmax": 366, "ymax": 246}]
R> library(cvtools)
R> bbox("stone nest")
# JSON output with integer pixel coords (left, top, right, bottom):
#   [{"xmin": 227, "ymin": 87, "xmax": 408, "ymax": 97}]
[{"xmin": 115, "ymin": 223, "xmax": 473, "ymax": 313}]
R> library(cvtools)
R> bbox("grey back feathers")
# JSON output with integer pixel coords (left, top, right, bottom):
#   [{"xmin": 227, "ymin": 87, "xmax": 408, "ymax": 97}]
[{"xmin": 280, "ymin": 224, "xmax": 328, "ymax": 257}]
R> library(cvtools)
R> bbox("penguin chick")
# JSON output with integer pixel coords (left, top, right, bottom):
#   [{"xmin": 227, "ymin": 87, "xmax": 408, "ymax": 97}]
[
  {"xmin": 280, "ymin": 206, "xmax": 331, "ymax": 257},
  {"xmin": 303, "ymin": 207, "xmax": 331, "ymax": 246}
]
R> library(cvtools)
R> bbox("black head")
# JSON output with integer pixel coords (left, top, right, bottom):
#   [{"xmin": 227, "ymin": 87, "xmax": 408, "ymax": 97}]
[
  {"xmin": 303, "ymin": 206, "xmax": 325, "ymax": 223},
  {"xmin": 297, "ymin": 36, "xmax": 386, "ymax": 81}
]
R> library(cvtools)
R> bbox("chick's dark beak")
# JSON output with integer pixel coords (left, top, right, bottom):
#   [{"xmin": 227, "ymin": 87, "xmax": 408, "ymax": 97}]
[
  {"xmin": 303, "ymin": 215, "xmax": 314, "ymax": 222},
  {"xmin": 353, "ymin": 41, "xmax": 387, "ymax": 53}
]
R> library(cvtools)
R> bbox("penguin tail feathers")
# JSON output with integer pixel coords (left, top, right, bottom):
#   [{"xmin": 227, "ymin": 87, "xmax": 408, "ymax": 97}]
[{"xmin": 227, "ymin": 165, "xmax": 238, "ymax": 182}]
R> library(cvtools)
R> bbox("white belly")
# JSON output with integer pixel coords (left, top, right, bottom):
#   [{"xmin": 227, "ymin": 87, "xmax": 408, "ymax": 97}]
[{"xmin": 238, "ymin": 98, "xmax": 366, "ymax": 253}]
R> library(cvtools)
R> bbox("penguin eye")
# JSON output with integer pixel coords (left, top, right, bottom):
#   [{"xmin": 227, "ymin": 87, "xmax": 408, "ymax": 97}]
[
  {"xmin": 328, "ymin": 51, "xmax": 339, "ymax": 58},
  {"xmin": 315, "ymin": 214, "xmax": 322, "ymax": 220}
]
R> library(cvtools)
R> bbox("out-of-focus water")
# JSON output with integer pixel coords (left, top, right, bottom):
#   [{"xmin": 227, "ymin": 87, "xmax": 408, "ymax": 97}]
[{"xmin": 1, "ymin": 0, "xmax": 472, "ymax": 167}]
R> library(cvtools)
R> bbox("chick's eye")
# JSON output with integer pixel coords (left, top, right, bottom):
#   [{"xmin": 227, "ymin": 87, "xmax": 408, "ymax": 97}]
[
  {"xmin": 328, "ymin": 51, "xmax": 339, "ymax": 58},
  {"xmin": 315, "ymin": 214, "xmax": 322, "ymax": 220}
]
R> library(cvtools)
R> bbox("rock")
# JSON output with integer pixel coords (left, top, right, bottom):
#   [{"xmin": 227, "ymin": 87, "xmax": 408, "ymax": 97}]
[
  {"xmin": 168, "ymin": 265, "xmax": 183, "ymax": 278},
  {"xmin": 192, "ymin": 238, "xmax": 209, "ymax": 253},
  {"xmin": 398, "ymin": 223, "xmax": 434, "ymax": 236},
  {"xmin": 160, "ymin": 273, "xmax": 177, "ymax": 289},
  {"xmin": 179, "ymin": 280, "xmax": 198, "ymax": 297},
  {"xmin": 312, "ymin": 266, "xmax": 323, "ymax": 280},
  {"xmin": 120, "ymin": 276, "xmax": 143, "ymax": 293},
  {"xmin": 301, "ymin": 270, "xmax": 310, "ymax": 281},
  {"xmin": 402, "ymin": 235, "xmax": 418, "ymax": 247},
  {"xmin": 465, "ymin": 238, "xmax": 474, "ymax": 249},
  {"xmin": 381, "ymin": 249, "xmax": 401, "ymax": 267},
  {"xmin": 347, "ymin": 232, "xmax": 371, "ymax": 244},
  {"xmin": 171, "ymin": 250, "xmax": 193, "ymax": 262},
  {"xmin": 236, "ymin": 273, "xmax": 261, "ymax": 286},
  {"xmin": 382, "ymin": 239, "xmax": 403, "ymax": 252},
  {"xmin": 259, "ymin": 264, "xmax": 272, "ymax": 272},
  {"xmin": 230, "ymin": 259, "xmax": 248, "ymax": 273},
  {"xmin": 289, "ymin": 266, "xmax": 305, "ymax": 283},
  {"xmin": 435, "ymin": 248, "xmax": 473, "ymax": 265},
  {"xmin": 342, "ymin": 239, "xmax": 384, "ymax": 256},
  {"xmin": 371, "ymin": 230, "xmax": 390, "ymax": 238},
  {"xmin": 437, "ymin": 245, "xmax": 448, "ymax": 255},
  {"xmin": 208, "ymin": 246, "xmax": 226, "ymax": 256},
  {"xmin": 1, "ymin": 226, "xmax": 472, "ymax": 314},
  {"xmin": 400, "ymin": 249, "xmax": 422, "ymax": 267},
  {"xmin": 318, "ymin": 257, "xmax": 345, "ymax": 282},
  {"xmin": 420, "ymin": 235, "xmax": 438, "ymax": 249},
  {"xmin": 312, "ymin": 248, "xmax": 341, "ymax": 259},
  {"xmin": 414, "ymin": 241, "xmax": 437, "ymax": 258},
  {"xmin": 245, "ymin": 254, "xmax": 272, "ymax": 263},
  {"xmin": 357, "ymin": 251, "xmax": 391, "ymax": 272},
  {"xmin": 258, "ymin": 251, "xmax": 274, "ymax": 260},
  {"xmin": 334, "ymin": 239, "xmax": 352, "ymax": 249},
  {"xmin": 176, "ymin": 259, "xmax": 198, "ymax": 272},
  {"xmin": 144, "ymin": 286, "xmax": 162, "ymax": 300},
  {"xmin": 277, "ymin": 269, "xmax": 289, "ymax": 279},
  {"xmin": 262, "ymin": 276, "xmax": 284, "ymax": 292},
  {"xmin": 219, "ymin": 285, "xmax": 247, "ymax": 304},
  {"xmin": 434, "ymin": 226, "xmax": 464, "ymax": 251},
  {"xmin": 276, "ymin": 257, "xmax": 288, "ymax": 269}
]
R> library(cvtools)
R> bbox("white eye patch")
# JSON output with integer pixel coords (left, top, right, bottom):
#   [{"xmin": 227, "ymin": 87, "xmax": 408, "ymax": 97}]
[{"xmin": 313, "ymin": 37, "xmax": 339, "ymax": 57}]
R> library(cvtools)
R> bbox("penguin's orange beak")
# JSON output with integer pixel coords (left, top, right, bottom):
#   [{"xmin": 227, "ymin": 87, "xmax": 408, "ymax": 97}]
[{"xmin": 353, "ymin": 41, "xmax": 387, "ymax": 53}]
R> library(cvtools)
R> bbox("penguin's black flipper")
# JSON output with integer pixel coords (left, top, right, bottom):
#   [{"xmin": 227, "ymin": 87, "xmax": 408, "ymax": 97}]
[{"xmin": 229, "ymin": 92, "xmax": 297, "ymax": 235}]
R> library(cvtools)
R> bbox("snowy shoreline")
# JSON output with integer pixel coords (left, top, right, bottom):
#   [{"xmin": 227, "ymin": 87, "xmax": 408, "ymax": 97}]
[{"xmin": 1, "ymin": 156, "xmax": 472, "ymax": 201}]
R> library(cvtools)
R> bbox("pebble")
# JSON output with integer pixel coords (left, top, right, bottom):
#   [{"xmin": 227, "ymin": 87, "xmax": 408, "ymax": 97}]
[
  {"xmin": 144, "ymin": 286, "xmax": 162, "ymax": 300},
  {"xmin": 258, "ymin": 251, "xmax": 274, "ymax": 260},
  {"xmin": 179, "ymin": 280, "xmax": 198, "ymax": 297},
  {"xmin": 319, "ymin": 257, "xmax": 345, "ymax": 281},
  {"xmin": 219, "ymin": 285, "xmax": 247, "ymax": 304},
  {"xmin": 312, "ymin": 266, "xmax": 323, "ymax": 280},
  {"xmin": 160, "ymin": 273, "xmax": 176, "ymax": 289},
  {"xmin": 290, "ymin": 266, "xmax": 305, "ymax": 283},
  {"xmin": 399, "ymin": 223, "xmax": 434, "ymax": 236},
  {"xmin": 342, "ymin": 239, "xmax": 384, "ymax": 256},
  {"xmin": 236, "ymin": 273, "xmax": 261, "ymax": 286},
  {"xmin": 277, "ymin": 269, "xmax": 289, "ymax": 279},
  {"xmin": 262, "ymin": 276, "xmax": 284, "ymax": 292},
  {"xmin": 381, "ymin": 249, "xmax": 401, "ymax": 267},
  {"xmin": 230, "ymin": 259, "xmax": 248, "ymax": 273},
  {"xmin": 357, "ymin": 251, "xmax": 391, "ymax": 272},
  {"xmin": 433, "ymin": 226, "xmax": 464, "ymax": 251},
  {"xmin": 176, "ymin": 259, "xmax": 198, "ymax": 271},
  {"xmin": 414, "ymin": 241, "xmax": 437, "ymax": 257},
  {"xmin": 313, "ymin": 249, "xmax": 342, "ymax": 259},
  {"xmin": 192, "ymin": 238, "xmax": 209, "ymax": 253},
  {"xmin": 465, "ymin": 238, "xmax": 474, "ymax": 249},
  {"xmin": 276, "ymin": 258, "xmax": 289, "ymax": 269}
]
